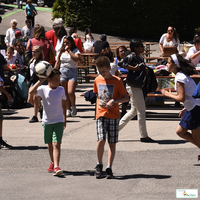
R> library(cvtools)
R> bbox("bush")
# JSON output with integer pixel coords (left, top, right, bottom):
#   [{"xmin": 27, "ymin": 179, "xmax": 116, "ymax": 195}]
[{"xmin": 52, "ymin": 0, "xmax": 200, "ymax": 41}]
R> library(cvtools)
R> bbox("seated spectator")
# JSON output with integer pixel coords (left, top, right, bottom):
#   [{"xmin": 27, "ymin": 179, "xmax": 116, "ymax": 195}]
[
  {"xmin": 159, "ymin": 26, "xmax": 180, "ymax": 56},
  {"xmin": 5, "ymin": 19, "xmax": 21, "ymax": 47},
  {"xmin": 21, "ymin": 19, "xmax": 34, "ymax": 41},
  {"xmin": 5, "ymin": 47, "xmax": 16, "ymax": 65},
  {"xmin": 186, "ymin": 36, "xmax": 200, "ymax": 67},
  {"xmin": 69, "ymin": 27, "xmax": 83, "ymax": 52},
  {"xmin": 114, "ymin": 45, "xmax": 129, "ymax": 118},
  {"xmin": 93, "ymin": 34, "xmax": 109, "ymax": 60},
  {"xmin": 100, "ymin": 47, "xmax": 118, "ymax": 76},
  {"xmin": 12, "ymin": 30, "xmax": 23, "ymax": 46},
  {"xmin": 84, "ymin": 28, "xmax": 94, "ymax": 43},
  {"xmin": 114, "ymin": 45, "xmax": 128, "ymax": 74},
  {"xmin": 13, "ymin": 41, "xmax": 25, "ymax": 69}
]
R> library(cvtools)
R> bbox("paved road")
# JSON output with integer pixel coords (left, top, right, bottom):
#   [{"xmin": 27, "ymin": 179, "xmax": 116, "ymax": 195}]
[{"xmin": 0, "ymin": 3, "xmax": 199, "ymax": 200}]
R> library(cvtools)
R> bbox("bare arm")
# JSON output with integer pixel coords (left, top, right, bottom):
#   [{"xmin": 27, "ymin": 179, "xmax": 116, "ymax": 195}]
[
  {"xmin": 189, "ymin": 49, "xmax": 200, "ymax": 60},
  {"xmin": 26, "ymin": 39, "xmax": 31, "ymax": 51},
  {"xmin": 106, "ymin": 93, "xmax": 129, "ymax": 109},
  {"xmin": 2, "ymin": 64, "xmax": 10, "ymax": 71},
  {"xmin": 161, "ymin": 82, "xmax": 185, "ymax": 102},
  {"xmin": 0, "ymin": 83, "xmax": 12, "ymax": 101},
  {"xmin": 62, "ymin": 99, "xmax": 66, "ymax": 129},
  {"xmin": 50, "ymin": 42, "xmax": 56, "ymax": 56},
  {"xmin": 29, "ymin": 78, "xmax": 46, "ymax": 95},
  {"xmin": 68, "ymin": 50, "xmax": 80, "ymax": 62},
  {"xmin": 54, "ymin": 58, "xmax": 61, "ymax": 69},
  {"xmin": 159, "ymin": 42, "xmax": 164, "ymax": 55},
  {"xmin": 126, "ymin": 64, "xmax": 142, "ymax": 71}
]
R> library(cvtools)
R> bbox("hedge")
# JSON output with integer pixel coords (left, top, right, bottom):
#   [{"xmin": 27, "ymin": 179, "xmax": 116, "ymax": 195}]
[{"xmin": 52, "ymin": 0, "xmax": 200, "ymax": 41}]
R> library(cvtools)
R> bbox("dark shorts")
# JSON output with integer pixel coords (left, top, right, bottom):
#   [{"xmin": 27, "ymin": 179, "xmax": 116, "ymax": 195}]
[
  {"xmin": 96, "ymin": 117, "xmax": 120, "ymax": 143},
  {"xmin": 179, "ymin": 105, "xmax": 200, "ymax": 130}
]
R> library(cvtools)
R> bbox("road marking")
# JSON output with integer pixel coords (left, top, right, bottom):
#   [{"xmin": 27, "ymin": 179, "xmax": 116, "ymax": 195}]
[{"xmin": 1, "ymin": 8, "xmax": 22, "ymax": 19}]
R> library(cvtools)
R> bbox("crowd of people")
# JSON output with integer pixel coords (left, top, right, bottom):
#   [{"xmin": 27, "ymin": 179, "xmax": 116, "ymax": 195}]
[{"xmin": 1, "ymin": 12, "xmax": 200, "ymax": 179}]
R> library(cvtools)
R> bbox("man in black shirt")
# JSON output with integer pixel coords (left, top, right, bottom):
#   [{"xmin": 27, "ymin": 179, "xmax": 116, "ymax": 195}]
[{"xmin": 93, "ymin": 34, "xmax": 109, "ymax": 60}]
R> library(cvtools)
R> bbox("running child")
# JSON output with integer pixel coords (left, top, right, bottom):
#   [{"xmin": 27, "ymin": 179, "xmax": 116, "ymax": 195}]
[
  {"xmin": 161, "ymin": 54, "xmax": 200, "ymax": 160},
  {"xmin": 29, "ymin": 68, "xmax": 66, "ymax": 176},
  {"xmin": 93, "ymin": 56, "xmax": 129, "ymax": 179}
]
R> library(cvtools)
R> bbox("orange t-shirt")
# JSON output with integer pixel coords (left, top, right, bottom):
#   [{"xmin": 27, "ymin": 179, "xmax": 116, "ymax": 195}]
[{"xmin": 93, "ymin": 75, "xmax": 127, "ymax": 119}]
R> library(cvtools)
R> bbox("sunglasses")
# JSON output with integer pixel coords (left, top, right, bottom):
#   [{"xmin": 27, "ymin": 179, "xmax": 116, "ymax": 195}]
[
  {"xmin": 119, "ymin": 50, "xmax": 125, "ymax": 53},
  {"xmin": 168, "ymin": 30, "xmax": 174, "ymax": 32}
]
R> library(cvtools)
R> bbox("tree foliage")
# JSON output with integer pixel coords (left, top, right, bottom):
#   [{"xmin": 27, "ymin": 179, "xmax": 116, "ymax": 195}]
[{"xmin": 52, "ymin": 0, "xmax": 200, "ymax": 41}]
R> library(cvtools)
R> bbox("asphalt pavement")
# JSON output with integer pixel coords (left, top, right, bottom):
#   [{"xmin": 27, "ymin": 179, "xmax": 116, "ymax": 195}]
[{"xmin": 0, "ymin": 3, "xmax": 199, "ymax": 200}]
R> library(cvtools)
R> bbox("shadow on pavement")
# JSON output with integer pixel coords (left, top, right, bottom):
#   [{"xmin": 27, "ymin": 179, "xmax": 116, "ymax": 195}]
[
  {"xmin": 11, "ymin": 146, "xmax": 48, "ymax": 150},
  {"xmin": 63, "ymin": 170, "xmax": 95, "ymax": 176},
  {"xmin": 114, "ymin": 174, "xmax": 171, "ymax": 180},
  {"xmin": 0, "ymin": 5, "xmax": 15, "ymax": 15},
  {"xmin": 156, "ymin": 140, "xmax": 188, "ymax": 145},
  {"xmin": 4, "ymin": 116, "xmax": 29, "ymax": 120}
]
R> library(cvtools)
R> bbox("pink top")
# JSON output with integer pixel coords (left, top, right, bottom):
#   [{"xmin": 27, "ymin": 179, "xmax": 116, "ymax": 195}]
[{"xmin": 28, "ymin": 38, "xmax": 50, "ymax": 61}]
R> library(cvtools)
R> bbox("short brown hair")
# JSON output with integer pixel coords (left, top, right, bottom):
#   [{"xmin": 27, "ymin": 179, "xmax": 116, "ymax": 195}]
[
  {"xmin": 33, "ymin": 24, "xmax": 45, "ymax": 39},
  {"xmin": 7, "ymin": 46, "xmax": 14, "ymax": 53},
  {"xmin": 95, "ymin": 56, "xmax": 110, "ymax": 69},
  {"xmin": 100, "ymin": 47, "xmax": 114, "ymax": 62}
]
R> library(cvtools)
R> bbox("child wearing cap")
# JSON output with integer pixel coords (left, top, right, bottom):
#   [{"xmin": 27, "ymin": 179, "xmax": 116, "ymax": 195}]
[{"xmin": 12, "ymin": 30, "xmax": 22, "ymax": 46}]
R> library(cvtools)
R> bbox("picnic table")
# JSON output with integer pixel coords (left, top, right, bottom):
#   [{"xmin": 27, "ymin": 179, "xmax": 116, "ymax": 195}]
[{"xmin": 78, "ymin": 52, "xmax": 99, "ymax": 83}]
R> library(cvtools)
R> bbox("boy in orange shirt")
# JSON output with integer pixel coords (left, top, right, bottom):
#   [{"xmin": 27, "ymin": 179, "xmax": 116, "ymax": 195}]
[{"xmin": 93, "ymin": 56, "xmax": 129, "ymax": 179}]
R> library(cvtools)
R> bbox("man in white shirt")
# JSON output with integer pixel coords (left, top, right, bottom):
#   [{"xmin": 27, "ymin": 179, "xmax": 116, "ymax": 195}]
[
  {"xmin": 4, "ymin": 19, "xmax": 21, "ymax": 47},
  {"xmin": 186, "ymin": 36, "xmax": 200, "ymax": 67}
]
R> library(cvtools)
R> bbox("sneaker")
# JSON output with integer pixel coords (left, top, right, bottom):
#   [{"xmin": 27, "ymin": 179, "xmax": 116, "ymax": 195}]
[
  {"xmin": 0, "ymin": 140, "xmax": 13, "ymax": 149},
  {"xmin": 140, "ymin": 137, "xmax": 156, "ymax": 143},
  {"xmin": 29, "ymin": 116, "xmax": 39, "ymax": 123},
  {"xmin": 53, "ymin": 167, "xmax": 63, "ymax": 176},
  {"xmin": 47, "ymin": 162, "xmax": 54, "ymax": 173},
  {"xmin": 95, "ymin": 164, "xmax": 103, "ymax": 179},
  {"xmin": 67, "ymin": 109, "xmax": 71, "ymax": 117},
  {"xmin": 71, "ymin": 106, "xmax": 77, "ymax": 117},
  {"xmin": 106, "ymin": 168, "xmax": 113, "ymax": 179},
  {"xmin": 198, "ymin": 154, "xmax": 200, "ymax": 161}
]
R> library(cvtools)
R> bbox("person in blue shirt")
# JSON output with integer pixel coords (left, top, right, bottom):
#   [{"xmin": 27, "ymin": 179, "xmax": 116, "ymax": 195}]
[{"xmin": 24, "ymin": 0, "xmax": 37, "ymax": 27}]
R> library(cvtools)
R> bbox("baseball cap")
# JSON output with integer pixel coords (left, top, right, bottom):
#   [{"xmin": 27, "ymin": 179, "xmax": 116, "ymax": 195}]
[
  {"xmin": 15, "ymin": 31, "xmax": 21, "ymax": 36},
  {"xmin": 53, "ymin": 18, "xmax": 64, "ymax": 25}
]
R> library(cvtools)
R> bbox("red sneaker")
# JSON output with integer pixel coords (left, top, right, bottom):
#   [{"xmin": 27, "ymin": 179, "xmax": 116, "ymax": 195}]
[
  {"xmin": 53, "ymin": 167, "xmax": 63, "ymax": 176},
  {"xmin": 198, "ymin": 154, "xmax": 200, "ymax": 161},
  {"xmin": 47, "ymin": 162, "xmax": 54, "ymax": 173}
]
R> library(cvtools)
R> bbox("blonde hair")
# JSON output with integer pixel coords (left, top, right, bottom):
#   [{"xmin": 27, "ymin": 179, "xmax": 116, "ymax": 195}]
[
  {"xmin": 10, "ymin": 19, "xmax": 18, "ymax": 24},
  {"xmin": 30, "ymin": 45, "xmax": 44, "ymax": 63}
]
